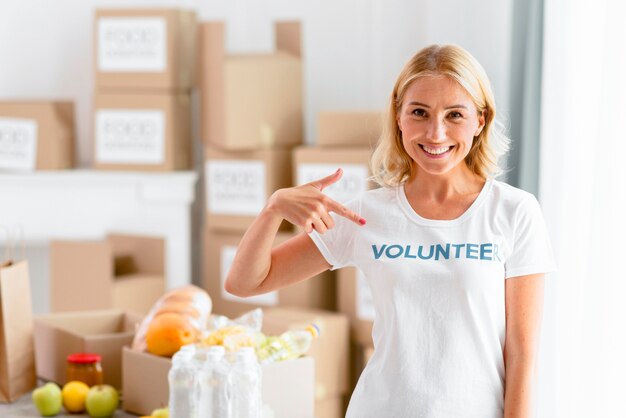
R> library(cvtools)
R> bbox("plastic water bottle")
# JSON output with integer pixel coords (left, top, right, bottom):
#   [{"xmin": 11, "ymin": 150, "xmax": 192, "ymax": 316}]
[
  {"xmin": 230, "ymin": 347, "xmax": 262, "ymax": 418},
  {"xmin": 257, "ymin": 324, "xmax": 320, "ymax": 364},
  {"xmin": 198, "ymin": 345, "xmax": 231, "ymax": 417},
  {"xmin": 168, "ymin": 350, "xmax": 197, "ymax": 418}
]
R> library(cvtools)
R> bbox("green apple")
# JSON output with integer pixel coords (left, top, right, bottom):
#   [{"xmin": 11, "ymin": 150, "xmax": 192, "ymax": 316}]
[
  {"xmin": 32, "ymin": 382, "xmax": 62, "ymax": 417},
  {"xmin": 85, "ymin": 384, "xmax": 119, "ymax": 418},
  {"xmin": 151, "ymin": 407, "xmax": 169, "ymax": 418}
]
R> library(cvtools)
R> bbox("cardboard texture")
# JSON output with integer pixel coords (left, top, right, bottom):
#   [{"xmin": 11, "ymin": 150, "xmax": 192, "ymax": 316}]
[
  {"xmin": 122, "ymin": 347, "xmax": 315, "ymax": 418},
  {"xmin": 317, "ymin": 110, "xmax": 383, "ymax": 148},
  {"xmin": 263, "ymin": 307, "xmax": 350, "ymax": 401},
  {"xmin": 94, "ymin": 9, "xmax": 197, "ymax": 91},
  {"xmin": 93, "ymin": 91, "xmax": 191, "ymax": 171},
  {"xmin": 0, "ymin": 260, "xmax": 36, "ymax": 402},
  {"xmin": 205, "ymin": 146, "xmax": 292, "ymax": 231},
  {"xmin": 203, "ymin": 230, "xmax": 337, "ymax": 318},
  {"xmin": 0, "ymin": 101, "xmax": 74, "ymax": 171},
  {"xmin": 50, "ymin": 234, "xmax": 165, "ymax": 315},
  {"xmin": 33, "ymin": 310, "xmax": 142, "ymax": 390},
  {"xmin": 337, "ymin": 267, "xmax": 374, "ymax": 347},
  {"xmin": 199, "ymin": 21, "xmax": 303, "ymax": 149}
]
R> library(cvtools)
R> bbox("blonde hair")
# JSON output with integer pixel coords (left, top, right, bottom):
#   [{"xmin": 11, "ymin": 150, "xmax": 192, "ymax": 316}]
[{"xmin": 370, "ymin": 44, "xmax": 510, "ymax": 187}]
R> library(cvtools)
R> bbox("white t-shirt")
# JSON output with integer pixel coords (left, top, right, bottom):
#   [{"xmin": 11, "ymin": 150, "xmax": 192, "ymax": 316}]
[{"xmin": 308, "ymin": 178, "xmax": 556, "ymax": 418}]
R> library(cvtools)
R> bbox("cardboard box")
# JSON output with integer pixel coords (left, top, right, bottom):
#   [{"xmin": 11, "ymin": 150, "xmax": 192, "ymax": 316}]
[
  {"xmin": 293, "ymin": 146, "xmax": 374, "ymax": 205},
  {"xmin": 205, "ymin": 146, "xmax": 292, "ymax": 231},
  {"xmin": 94, "ymin": 9, "xmax": 197, "ymax": 91},
  {"xmin": 199, "ymin": 21, "xmax": 303, "ymax": 149},
  {"xmin": 122, "ymin": 347, "xmax": 315, "ymax": 418},
  {"xmin": 33, "ymin": 310, "xmax": 142, "ymax": 389},
  {"xmin": 203, "ymin": 230, "xmax": 336, "ymax": 318},
  {"xmin": 315, "ymin": 395, "xmax": 347, "ymax": 418},
  {"xmin": 263, "ymin": 307, "xmax": 350, "ymax": 400},
  {"xmin": 0, "ymin": 101, "xmax": 74, "ymax": 171},
  {"xmin": 337, "ymin": 267, "xmax": 374, "ymax": 347},
  {"xmin": 348, "ymin": 342, "xmax": 374, "ymax": 395},
  {"xmin": 93, "ymin": 91, "xmax": 191, "ymax": 171},
  {"xmin": 50, "ymin": 234, "xmax": 165, "ymax": 315},
  {"xmin": 317, "ymin": 111, "xmax": 383, "ymax": 148}
]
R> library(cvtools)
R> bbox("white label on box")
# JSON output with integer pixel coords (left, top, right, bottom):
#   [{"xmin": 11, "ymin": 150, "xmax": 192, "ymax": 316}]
[
  {"xmin": 220, "ymin": 245, "xmax": 279, "ymax": 306},
  {"xmin": 95, "ymin": 110, "xmax": 165, "ymax": 164},
  {"xmin": 297, "ymin": 163, "xmax": 368, "ymax": 203},
  {"xmin": 356, "ymin": 269, "xmax": 376, "ymax": 321},
  {"xmin": 0, "ymin": 117, "xmax": 38, "ymax": 171},
  {"xmin": 206, "ymin": 160, "xmax": 267, "ymax": 215},
  {"xmin": 98, "ymin": 17, "xmax": 167, "ymax": 72}
]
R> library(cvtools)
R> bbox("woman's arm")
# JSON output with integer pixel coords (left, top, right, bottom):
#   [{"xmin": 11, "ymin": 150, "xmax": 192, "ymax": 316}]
[
  {"xmin": 224, "ymin": 169, "xmax": 364, "ymax": 297},
  {"xmin": 503, "ymin": 273, "xmax": 545, "ymax": 418}
]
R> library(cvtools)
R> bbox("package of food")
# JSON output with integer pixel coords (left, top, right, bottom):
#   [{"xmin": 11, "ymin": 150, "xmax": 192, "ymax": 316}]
[
  {"xmin": 202, "ymin": 308, "xmax": 265, "ymax": 352},
  {"xmin": 131, "ymin": 285, "xmax": 212, "ymax": 356}
]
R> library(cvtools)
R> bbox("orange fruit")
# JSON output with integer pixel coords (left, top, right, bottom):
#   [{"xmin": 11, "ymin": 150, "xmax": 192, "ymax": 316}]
[
  {"xmin": 146, "ymin": 313, "xmax": 197, "ymax": 357},
  {"xmin": 62, "ymin": 381, "xmax": 90, "ymax": 413}
]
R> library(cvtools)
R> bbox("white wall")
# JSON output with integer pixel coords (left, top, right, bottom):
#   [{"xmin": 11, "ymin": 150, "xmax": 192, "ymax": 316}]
[{"xmin": 0, "ymin": 0, "xmax": 512, "ymax": 167}]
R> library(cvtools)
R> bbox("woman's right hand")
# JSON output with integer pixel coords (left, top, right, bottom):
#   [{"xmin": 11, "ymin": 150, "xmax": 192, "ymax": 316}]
[{"xmin": 266, "ymin": 168, "xmax": 366, "ymax": 234}]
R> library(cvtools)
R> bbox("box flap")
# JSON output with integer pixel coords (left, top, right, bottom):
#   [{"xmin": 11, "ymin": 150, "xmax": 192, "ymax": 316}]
[
  {"xmin": 50, "ymin": 240, "xmax": 112, "ymax": 312},
  {"xmin": 275, "ymin": 21, "xmax": 301, "ymax": 57},
  {"xmin": 122, "ymin": 347, "xmax": 171, "ymax": 415},
  {"xmin": 112, "ymin": 274, "xmax": 165, "ymax": 315},
  {"xmin": 107, "ymin": 234, "xmax": 165, "ymax": 276}
]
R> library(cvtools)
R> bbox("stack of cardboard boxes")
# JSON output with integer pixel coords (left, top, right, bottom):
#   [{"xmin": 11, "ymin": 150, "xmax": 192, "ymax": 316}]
[
  {"xmin": 92, "ymin": 9, "xmax": 196, "ymax": 171},
  {"xmin": 198, "ymin": 21, "xmax": 351, "ymax": 417},
  {"xmin": 199, "ymin": 20, "xmax": 337, "ymax": 316},
  {"xmin": 294, "ymin": 111, "xmax": 383, "ymax": 391}
]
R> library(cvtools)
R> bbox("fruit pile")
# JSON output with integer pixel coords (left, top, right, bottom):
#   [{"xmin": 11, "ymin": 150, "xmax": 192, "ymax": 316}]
[{"xmin": 32, "ymin": 382, "xmax": 118, "ymax": 417}]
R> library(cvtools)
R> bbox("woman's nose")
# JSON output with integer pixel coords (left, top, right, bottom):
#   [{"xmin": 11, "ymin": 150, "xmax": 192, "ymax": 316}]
[{"xmin": 426, "ymin": 118, "xmax": 446, "ymax": 142}]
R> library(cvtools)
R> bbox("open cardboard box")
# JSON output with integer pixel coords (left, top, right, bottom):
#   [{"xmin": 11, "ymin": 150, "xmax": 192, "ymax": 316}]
[
  {"xmin": 199, "ymin": 21, "xmax": 302, "ymax": 150},
  {"xmin": 50, "ymin": 233, "xmax": 165, "ymax": 315},
  {"xmin": 262, "ymin": 307, "xmax": 349, "ymax": 401},
  {"xmin": 122, "ymin": 347, "xmax": 314, "ymax": 418},
  {"xmin": 33, "ymin": 310, "xmax": 142, "ymax": 390}
]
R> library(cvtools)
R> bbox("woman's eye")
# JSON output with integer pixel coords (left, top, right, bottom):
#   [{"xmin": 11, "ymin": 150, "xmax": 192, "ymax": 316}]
[
  {"xmin": 412, "ymin": 108, "xmax": 426, "ymax": 117},
  {"xmin": 448, "ymin": 111, "xmax": 463, "ymax": 119}
]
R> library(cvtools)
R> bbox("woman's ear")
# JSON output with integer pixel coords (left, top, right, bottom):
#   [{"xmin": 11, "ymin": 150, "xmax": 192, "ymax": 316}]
[{"xmin": 475, "ymin": 111, "xmax": 486, "ymax": 136}]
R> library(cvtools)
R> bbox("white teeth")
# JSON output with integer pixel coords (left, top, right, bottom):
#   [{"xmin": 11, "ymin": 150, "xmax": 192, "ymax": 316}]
[{"xmin": 422, "ymin": 145, "xmax": 450, "ymax": 155}]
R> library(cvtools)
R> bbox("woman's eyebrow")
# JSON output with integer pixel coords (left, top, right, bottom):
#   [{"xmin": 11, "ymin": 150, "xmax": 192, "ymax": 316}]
[{"xmin": 408, "ymin": 101, "xmax": 468, "ymax": 110}]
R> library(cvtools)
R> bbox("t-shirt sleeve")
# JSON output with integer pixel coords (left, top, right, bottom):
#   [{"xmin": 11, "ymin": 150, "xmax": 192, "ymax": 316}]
[
  {"xmin": 505, "ymin": 194, "xmax": 557, "ymax": 279},
  {"xmin": 307, "ymin": 196, "xmax": 362, "ymax": 271}
]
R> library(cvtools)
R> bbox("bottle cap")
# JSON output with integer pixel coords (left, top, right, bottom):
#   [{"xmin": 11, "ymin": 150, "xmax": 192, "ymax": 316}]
[
  {"xmin": 306, "ymin": 323, "xmax": 321, "ymax": 339},
  {"xmin": 67, "ymin": 353, "xmax": 101, "ymax": 364}
]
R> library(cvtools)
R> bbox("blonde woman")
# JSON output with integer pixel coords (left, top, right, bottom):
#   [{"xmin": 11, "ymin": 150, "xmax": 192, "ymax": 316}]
[{"xmin": 225, "ymin": 45, "xmax": 556, "ymax": 418}]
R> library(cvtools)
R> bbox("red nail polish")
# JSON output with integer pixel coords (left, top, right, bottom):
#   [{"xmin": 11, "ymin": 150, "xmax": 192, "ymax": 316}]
[{"xmin": 359, "ymin": 218, "xmax": 366, "ymax": 225}]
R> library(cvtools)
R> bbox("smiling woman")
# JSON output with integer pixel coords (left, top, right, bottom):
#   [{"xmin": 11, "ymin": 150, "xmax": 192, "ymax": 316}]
[{"xmin": 224, "ymin": 44, "xmax": 556, "ymax": 418}]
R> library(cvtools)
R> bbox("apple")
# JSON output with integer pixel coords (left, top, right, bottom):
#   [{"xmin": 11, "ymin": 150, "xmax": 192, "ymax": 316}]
[
  {"xmin": 85, "ymin": 384, "xmax": 119, "ymax": 418},
  {"xmin": 151, "ymin": 407, "xmax": 169, "ymax": 418},
  {"xmin": 32, "ymin": 382, "xmax": 62, "ymax": 416}
]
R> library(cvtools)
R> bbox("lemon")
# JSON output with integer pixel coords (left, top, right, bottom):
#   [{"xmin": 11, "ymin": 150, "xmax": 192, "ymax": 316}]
[{"xmin": 62, "ymin": 381, "xmax": 90, "ymax": 413}]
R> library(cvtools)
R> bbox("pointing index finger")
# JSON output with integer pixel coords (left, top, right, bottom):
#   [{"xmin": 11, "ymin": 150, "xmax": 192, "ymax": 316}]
[{"xmin": 327, "ymin": 199, "xmax": 366, "ymax": 226}]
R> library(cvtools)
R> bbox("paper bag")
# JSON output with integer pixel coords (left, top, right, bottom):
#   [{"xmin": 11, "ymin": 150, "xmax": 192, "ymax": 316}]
[{"xmin": 0, "ymin": 259, "xmax": 37, "ymax": 402}]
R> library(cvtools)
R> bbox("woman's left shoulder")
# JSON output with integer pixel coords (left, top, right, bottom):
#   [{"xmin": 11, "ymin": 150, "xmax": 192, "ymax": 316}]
[{"xmin": 488, "ymin": 178, "xmax": 540, "ymax": 207}]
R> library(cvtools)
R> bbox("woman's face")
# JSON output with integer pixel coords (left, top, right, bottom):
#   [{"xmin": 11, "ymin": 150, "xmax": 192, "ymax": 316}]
[{"xmin": 397, "ymin": 75, "xmax": 485, "ymax": 177}]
